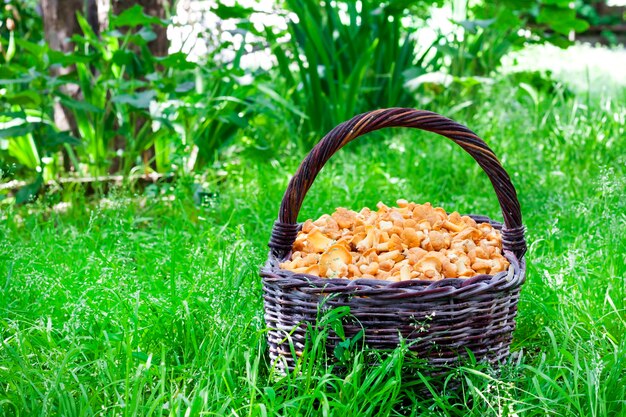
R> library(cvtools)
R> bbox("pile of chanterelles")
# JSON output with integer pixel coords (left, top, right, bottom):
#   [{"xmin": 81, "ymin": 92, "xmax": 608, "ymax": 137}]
[{"xmin": 280, "ymin": 200, "xmax": 509, "ymax": 281}]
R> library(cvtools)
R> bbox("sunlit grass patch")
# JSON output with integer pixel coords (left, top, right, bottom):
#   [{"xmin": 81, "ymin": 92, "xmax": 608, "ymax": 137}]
[{"xmin": 1, "ymin": 85, "xmax": 625, "ymax": 415}]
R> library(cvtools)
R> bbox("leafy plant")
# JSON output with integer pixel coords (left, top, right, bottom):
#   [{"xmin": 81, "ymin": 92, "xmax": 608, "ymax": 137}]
[
  {"xmin": 0, "ymin": 51, "xmax": 78, "ymax": 191},
  {"xmin": 57, "ymin": 8, "xmax": 177, "ymax": 176},
  {"xmin": 0, "ymin": 1, "xmax": 43, "ymax": 54},
  {"xmin": 1, "ymin": 6, "xmax": 177, "ymax": 180},
  {"xmin": 434, "ymin": 0, "xmax": 591, "ymax": 77},
  {"xmin": 266, "ymin": 0, "xmax": 443, "ymax": 140},
  {"xmin": 1, "ymin": 3, "xmax": 285, "ymax": 189},
  {"xmin": 158, "ymin": 51, "xmax": 257, "ymax": 173},
  {"xmin": 0, "ymin": 2, "xmax": 52, "ymax": 185}
]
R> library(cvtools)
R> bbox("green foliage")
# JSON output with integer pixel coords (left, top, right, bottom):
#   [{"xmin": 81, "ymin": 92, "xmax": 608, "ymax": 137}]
[
  {"xmin": 1, "ymin": 84, "xmax": 625, "ymax": 415},
  {"xmin": 63, "ymin": 12, "xmax": 171, "ymax": 176},
  {"xmin": 1, "ymin": 3, "xmax": 53, "ymax": 184},
  {"xmin": 1, "ymin": 7, "xmax": 174, "ymax": 180},
  {"xmin": 1, "ymin": 5, "xmax": 271, "ymax": 185},
  {"xmin": 432, "ymin": 17, "xmax": 522, "ymax": 77},
  {"xmin": 576, "ymin": 0, "xmax": 624, "ymax": 26},
  {"xmin": 268, "ymin": 0, "xmax": 442, "ymax": 140},
  {"xmin": 160, "ymin": 58, "xmax": 259, "ymax": 172},
  {"xmin": 473, "ymin": 0, "xmax": 591, "ymax": 41},
  {"xmin": 434, "ymin": 0, "xmax": 592, "ymax": 77},
  {"xmin": 1, "ymin": 0, "xmax": 625, "ymax": 414},
  {"xmin": 1, "ymin": 0, "xmax": 600, "ymax": 185},
  {"xmin": 0, "ymin": 1, "xmax": 42, "ymax": 46}
]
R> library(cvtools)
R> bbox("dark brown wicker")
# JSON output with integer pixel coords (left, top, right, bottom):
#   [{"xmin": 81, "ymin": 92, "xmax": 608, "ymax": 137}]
[{"xmin": 260, "ymin": 108, "xmax": 527, "ymax": 373}]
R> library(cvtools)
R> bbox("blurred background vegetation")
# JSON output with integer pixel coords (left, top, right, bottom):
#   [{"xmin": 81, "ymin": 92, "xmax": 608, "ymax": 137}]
[{"xmin": 0, "ymin": 0, "xmax": 624, "ymax": 202}]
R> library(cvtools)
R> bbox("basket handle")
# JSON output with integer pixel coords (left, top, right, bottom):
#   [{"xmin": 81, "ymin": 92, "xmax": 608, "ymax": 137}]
[{"xmin": 269, "ymin": 108, "xmax": 527, "ymax": 261}]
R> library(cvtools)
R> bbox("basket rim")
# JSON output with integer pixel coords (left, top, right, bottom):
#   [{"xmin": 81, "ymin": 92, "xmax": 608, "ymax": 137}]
[
  {"xmin": 262, "ymin": 251, "xmax": 523, "ymax": 289},
  {"xmin": 262, "ymin": 214, "xmax": 525, "ymax": 296}
]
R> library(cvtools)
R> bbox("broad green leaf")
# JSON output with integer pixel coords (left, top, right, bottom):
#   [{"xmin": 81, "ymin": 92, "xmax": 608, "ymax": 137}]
[
  {"xmin": 131, "ymin": 26, "xmax": 157, "ymax": 43},
  {"xmin": 43, "ymin": 129, "xmax": 82, "ymax": 147},
  {"xmin": 3, "ymin": 91, "xmax": 42, "ymax": 107},
  {"xmin": 58, "ymin": 96, "xmax": 105, "ymax": 114},
  {"xmin": 112, "ymin": 49, "xmax": 146, "ymax": 77},
  {"xmin": 15, "ymin": 175, "xmax": 43, "ymax": 204},
  {"xmin": 537, "ymin": 6, "xmax": 574, "ymax": 25},
  {"xmin": 0, "ymin": 66, "xmax": 16, "ymax": 79},
  {"xmin": 14, "ymin": 38, "xmax": 46, "ymax": 56},
  {"xmin": 111, "ymin": 90, "xmax": 156, "ymax": 109},
  {"xmin": 112, "ymin": 50, "xmax": 136, "ymax": 67},
  {"xmin": 212, "ymin": 3, "xmax": 255, "ymax": 20},
  {"xmin": 111, "ymin": 5, "xmax": 168, "ymax": 28},
  {"xmin": 548, "ymin": 16, "xmax": 589, "ymax": 35},
  {"xmin": 0, "ymin": 124, "xmax": 35, "ymax": 139},
  {"xmin": 154, "ymin": 53, "xmax": 196, "ymax": 70},
  {"xmin": 47, "ymin": 49, "xmax": 96, "ymax": 65},
  {"xmin": 570, "ymin": 19, "xmax": 590, "ymax": 33},
  {"xmin": 104, "ymin": 29, "xmax": 125, "ymax": 38}
]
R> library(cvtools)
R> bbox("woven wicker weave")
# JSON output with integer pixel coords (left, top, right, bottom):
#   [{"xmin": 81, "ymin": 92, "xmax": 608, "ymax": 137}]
[{"xmin": 260, "ymin": 108, "xmax": 527, "ymax": 373}]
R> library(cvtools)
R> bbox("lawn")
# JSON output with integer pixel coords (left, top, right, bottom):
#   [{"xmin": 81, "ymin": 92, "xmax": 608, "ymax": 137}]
[{"xmin": 1, "ymin": 81, "xmax": 625, "ymax": 415}]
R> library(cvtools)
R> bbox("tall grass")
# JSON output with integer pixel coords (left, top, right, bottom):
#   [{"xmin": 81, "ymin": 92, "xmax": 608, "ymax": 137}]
[{"xmin": 1, "ymin": 82, "xmax": 625, "ymax": 415}]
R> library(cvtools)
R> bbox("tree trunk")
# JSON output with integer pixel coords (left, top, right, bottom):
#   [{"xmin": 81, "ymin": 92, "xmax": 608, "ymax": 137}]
[
  {"xmin": 41, "ymin": 0, "xmax": 85, "ymax": 53},
  {"xmin": 41, "ymin": 0, "xmax": 85, "ymax": 172}
]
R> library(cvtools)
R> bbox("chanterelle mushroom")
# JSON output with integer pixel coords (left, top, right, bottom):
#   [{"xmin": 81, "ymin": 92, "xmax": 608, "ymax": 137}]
[
  {"xmin": 319, "ymin": 244, "xmax": 352, "ymax": 277},
  {"xmin": 332, "ymin": 207, "xmax": 358, "ymax": 229},
  {"xmin": 415, "ymin": 253, "xmax": 444, "ymax": 280},
  {"xmin": 306, "ymin": 229, "xmax": 334, "ymax": 253},
  {"xmin": 280, "ymin": 200, "xmax": 509, "ymax": 281}
]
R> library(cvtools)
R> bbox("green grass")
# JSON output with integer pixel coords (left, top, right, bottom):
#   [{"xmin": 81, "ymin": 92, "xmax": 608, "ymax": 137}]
[{"xmin": 1, "ymin": 81, "xmax": 625, "ymax": 416}]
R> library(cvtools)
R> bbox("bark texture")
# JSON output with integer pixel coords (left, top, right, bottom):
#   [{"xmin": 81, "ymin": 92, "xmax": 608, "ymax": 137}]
[
  {"xmin": 41, "ymin": 0, "xmax": 85, "ymax": 171},
  {"xmin": 41, "ymin": 0, "xmax": 84, "ymax": 54}
]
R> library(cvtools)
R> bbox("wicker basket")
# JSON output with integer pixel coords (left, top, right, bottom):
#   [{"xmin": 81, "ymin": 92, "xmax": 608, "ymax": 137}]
[{"xmin": 260, "ymin": 108, "xmax": 527, "ymax": 373}]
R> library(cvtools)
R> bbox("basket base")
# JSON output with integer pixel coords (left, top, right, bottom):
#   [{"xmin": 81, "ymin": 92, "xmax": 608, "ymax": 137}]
[{"xmin": 262, "ymin": 254, "xmax": 525, "ymax": 375}]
